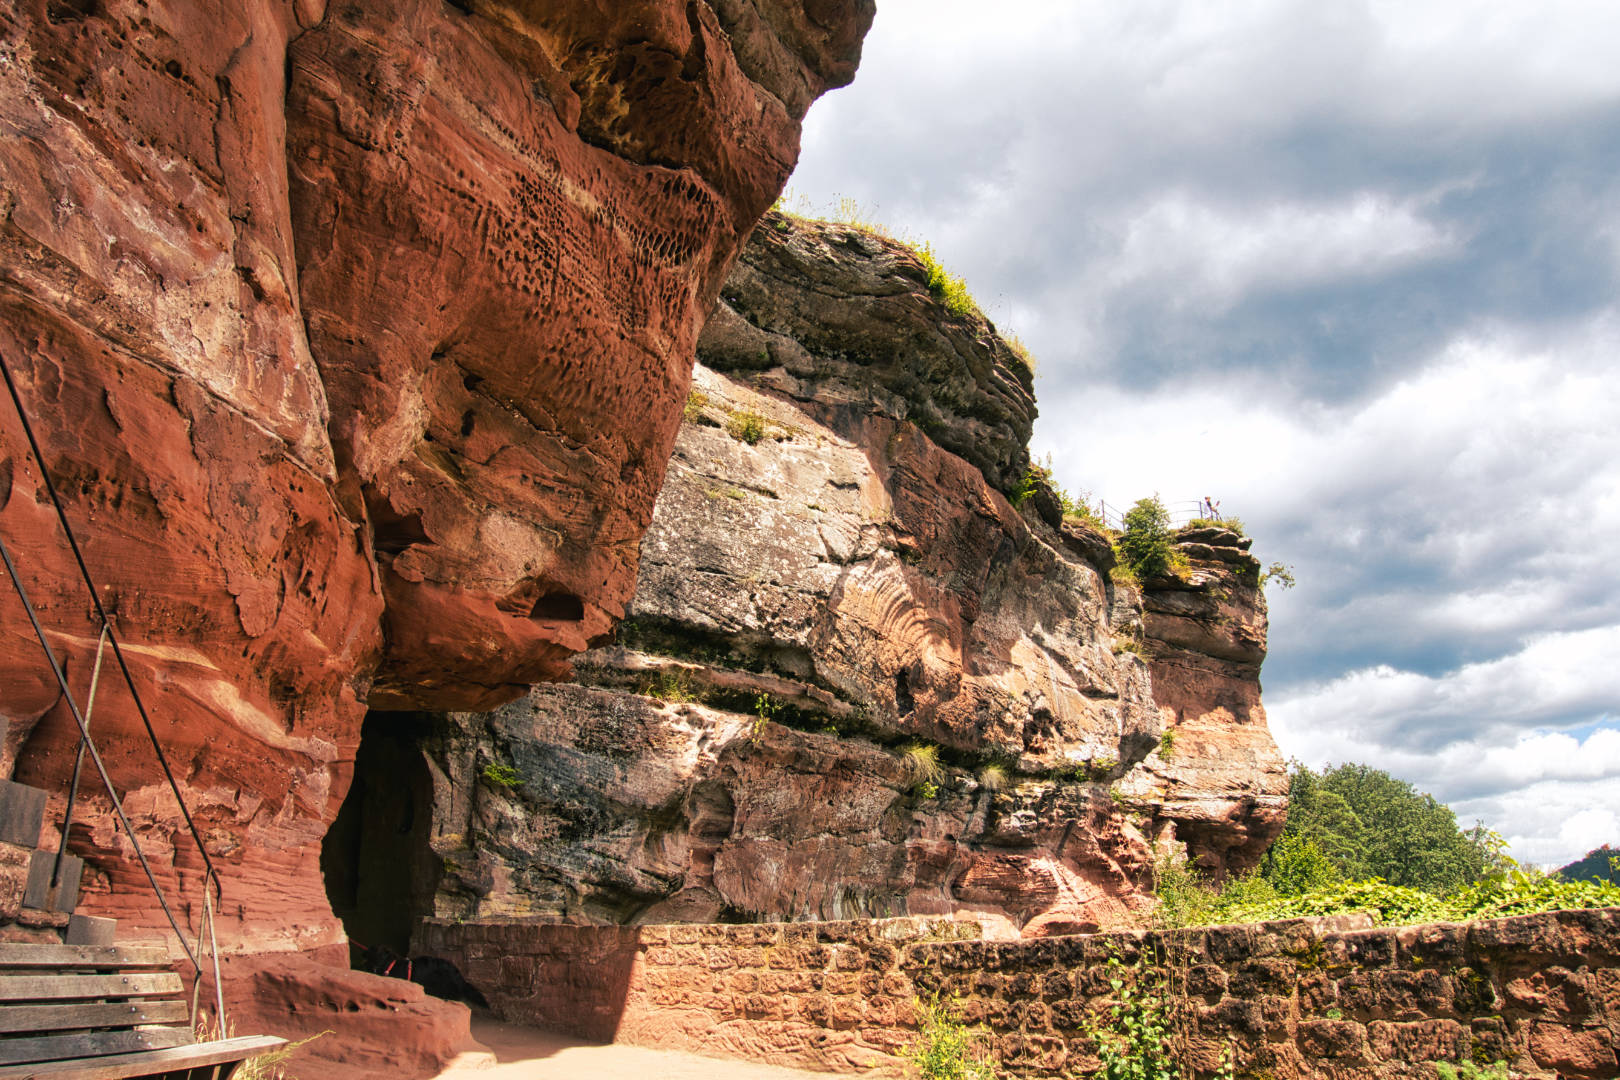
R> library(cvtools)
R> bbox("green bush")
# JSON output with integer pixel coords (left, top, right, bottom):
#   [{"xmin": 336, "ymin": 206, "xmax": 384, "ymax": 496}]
[
  {"xmin": 1263, "ymin": 834, "xmax": 1342, "ymax": 897},
  {"xmin": 1172, "ymin": 871, "xmax": 1620, "ymax": 929},
  {"xmin": 908, "ymin": 997, "xmax": 996, "ymax": 1079},
  {"xmin": 1005, "ymin": 333, "xmax": 1036, "ymax": 375},
  {"xmin": 1010, "ymin": 463, "xmax": 1047, "ymax": 507},
  {"xmin": 1085, "ymin": 955, "xmax": 1183, "ymax": 1080},
  {"xmin": 1260, "ymin": 561, "xmax": 1296, "ymax": 590},
  {"xmin": 916, "ymin": 244, "xmax": 978, "ymax": 318},
  {"xmin": 1118, "ymin": 496, "xmax": 1177, "ymax": 580},
  {"xmin": 1186, "ymin": 516, "xmax": 1246, "ymax": 536},
  {"xmin": 481, "ymin": 762, "xmax": 522, "ymax": 790},
  {"xmin": 726, "ymin": 410, "xmax": 769, "ymax": 445}
]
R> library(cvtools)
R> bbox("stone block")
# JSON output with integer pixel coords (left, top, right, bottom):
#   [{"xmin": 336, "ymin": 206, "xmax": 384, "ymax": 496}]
[
  {"xmin": 1297, "ymin": 1019, "xmax": 1370, "ymax": 1063},
  {"xmin": 1368, "ymin": 1018, "xmax": 1468, "ymax": 1063},
  {"xmin": 1527, "ymin": 1021, "xmax": 1618, "ymax": 1080}
]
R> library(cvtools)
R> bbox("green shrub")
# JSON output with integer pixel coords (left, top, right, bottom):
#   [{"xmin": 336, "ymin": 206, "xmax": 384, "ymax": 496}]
[
  {"xmin": 1264, "ymin": 834, "xmax": 1342, "ymax": 897},
  {"xmin": 751, "ymin": 692, "xmax": 781, "ymax": 744},
  {"xmin": 683, "ymin": 390, "xmax": 709, "ymax": 423},
  {"xmin": 978, "ymin": 763, "xmax": 1008, "ymax": 792},
  {"xmin": 1062, "ymin": 489, "xmax": 1110, "ymax": 532},
  {"xmin": 481, "ymin": 762, "xmax": 522, "ymax": 790},
  {"xmin": 1260, "ymin": 561, "xmax": 1296, "ymax": 590},
  {"xmin": 916, "ymin": 244, "xmax": 978, "ymax": 318},
  {"xmin": 1118, "ymin": 496, "xmax": 1177, "ymax": 580},
  {"xmin": 726, "ymin": 410, "xmax": 769, "ymax": 445},
  {"xmin": 1010, "ymin": 463, "xmax": 1047, "ymax": 507},
  {"xmin": 908, "ymin": 997, "xmax": 996, "ymax": 1080},
  {"xmin": 639, "ymin": 668, "xmax": 695, "ymax": 703},
  {"xmin": 1085, "ymin": 954, "xmax": 1183, "ymax": 1080},
  {"xmin": 1005, "ymin": 333, "xmax": 1036, "ymax": 374},
  {"xmin": 1186, "ymin": 516, "xmax": 1246, "ymax": 536},
  {"xmin": 1158, "ymin": 729, "xmax": 1176, "ymax": 759},
  {"xmin": 903, "ymin": 743, "xmax": 944, "ymax": 791}
]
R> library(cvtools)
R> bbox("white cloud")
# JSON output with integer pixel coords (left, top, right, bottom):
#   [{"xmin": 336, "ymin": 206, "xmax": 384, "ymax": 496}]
[
  {"xmin": 1105, "ymin": 193, "xmax": 1458, "ymax": 313},
  {"xmin": 791, "ymin": 0, "xmax": 1620, "ymax": 867}
]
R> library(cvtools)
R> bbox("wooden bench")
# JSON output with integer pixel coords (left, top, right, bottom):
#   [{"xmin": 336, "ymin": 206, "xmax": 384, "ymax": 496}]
[{"xmin": 0, "ymin": 944, "xmax": 283, "ymax": 1080}]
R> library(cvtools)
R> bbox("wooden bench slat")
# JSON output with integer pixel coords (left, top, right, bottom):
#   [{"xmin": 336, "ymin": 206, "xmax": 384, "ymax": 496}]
[
  {"xmin": 0, "ymin": 1000, "xmax": 191, "ymax": 1034},
  {"xmin": 0, "ymin": 946, "xmax": 171, "ymax": 971},
  {"xmin": 0, "ymin": 973, "xmax": 182, "ymax": 1002},
  {"xmin": 0, "ymin": 1027, "xmax": 194, "ymax": 1066},
  {"xmin": 0, "ymin": 1035, "xmax": 286, "ymax": 1080}
]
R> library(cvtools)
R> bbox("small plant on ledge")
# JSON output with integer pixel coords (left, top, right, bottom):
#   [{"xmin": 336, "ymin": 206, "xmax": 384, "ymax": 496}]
[
  {"xmin": 725, "ymin": 409, "xmax": 769, "ymax": 445},
  {"xmin": 750, "ymin": 692, "xmax": 781, "ymax": 744},
  {"xmin": 903, "ymin": 743, "xmax": 945, "ymax": 797},
  {"xmin": 480, "ymin": 762, "xmax": 522, "ymax": 790},
  {"xmin": 1158, "ymin": 729, "xmax": 1176, "ymax": 759}
]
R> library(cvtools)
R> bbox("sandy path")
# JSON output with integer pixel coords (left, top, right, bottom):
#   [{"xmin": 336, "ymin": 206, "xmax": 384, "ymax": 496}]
[{"xmin": 433, "ymin": 1015, "xmax": 846, "ymax": 1080}]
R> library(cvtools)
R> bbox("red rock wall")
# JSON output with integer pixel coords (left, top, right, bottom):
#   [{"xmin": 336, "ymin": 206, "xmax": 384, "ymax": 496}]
[
  {"xmin": 1119, "ymin": 529, "xmax": 1289, "ymax": 879},
  {"xmin": 422, "ymin": 907, "xmax": 1620, "ymax": 1079},
  {"xmin": 0, "ymin": 0, "xmax": 871, "ymax": 952}
]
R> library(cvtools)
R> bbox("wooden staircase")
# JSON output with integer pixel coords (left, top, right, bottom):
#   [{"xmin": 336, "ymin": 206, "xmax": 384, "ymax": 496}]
[{"xmin": 0, "ymin": 782, "xmax": 283, "ymax": 1079}]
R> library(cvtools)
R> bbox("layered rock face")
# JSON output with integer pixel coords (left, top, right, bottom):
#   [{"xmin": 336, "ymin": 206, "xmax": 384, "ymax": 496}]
[
  {"xmin": 1118, "ymin": 527, "xmax": 1290, "ymax": 879},
  {"xmin": 417, "ymin": 213, "xmax": 1282, "ymax": 937},
  {"xmin": 0, "ymin": 0, "xmax": 870, "ymax": 952}
]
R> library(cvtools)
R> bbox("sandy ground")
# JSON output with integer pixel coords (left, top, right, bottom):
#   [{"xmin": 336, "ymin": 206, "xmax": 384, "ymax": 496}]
[{"xmin": 433, "ymin": 1014, "xmax": 844, "ymax": 1079}]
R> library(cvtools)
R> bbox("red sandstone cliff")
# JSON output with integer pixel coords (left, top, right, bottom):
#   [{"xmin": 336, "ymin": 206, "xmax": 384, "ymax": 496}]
[
  {"xmin": 1119, "ymin": 527, "xmax": 1290, "ymax": 879},
  {"xmin": 0, "ymin": 0, "xmax": 872, "ymax": 959},
  {"xmin": 409, "ymin": 212, "xmax": 1285, "ymax": 939}
]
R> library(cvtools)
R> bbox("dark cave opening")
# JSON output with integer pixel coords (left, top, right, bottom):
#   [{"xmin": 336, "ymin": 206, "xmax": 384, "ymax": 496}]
[{"xmin": 320, "ymin": 710, "xmax": 441, "ymax": 955}]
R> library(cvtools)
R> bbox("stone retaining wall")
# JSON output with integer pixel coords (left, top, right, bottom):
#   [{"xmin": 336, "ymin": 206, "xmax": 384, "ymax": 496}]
[{"xmin": 419, "ymin": 908, "xmax": 1620, "ymax": 1078}]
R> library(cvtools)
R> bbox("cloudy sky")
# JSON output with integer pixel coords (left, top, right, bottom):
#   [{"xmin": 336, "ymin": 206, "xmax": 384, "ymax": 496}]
[{"xmin": 785, "ymin": 0, "xmax": 1620, "ymax": 867}]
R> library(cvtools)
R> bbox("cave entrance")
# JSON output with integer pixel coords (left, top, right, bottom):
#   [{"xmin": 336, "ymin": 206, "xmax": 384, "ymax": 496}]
[{"xmin": 320, "ymin": 710, "xmax": 441, "ymax": 955}]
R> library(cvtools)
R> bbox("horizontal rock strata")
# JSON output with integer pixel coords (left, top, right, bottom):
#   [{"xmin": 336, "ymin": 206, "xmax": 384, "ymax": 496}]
[
  {"xmin": 0, "ymin": 0, "xmax": 871, "ymax": 952},
  {"xmin": 418, "ymin": 214, "xmax": 1284, "ymax": 935}
]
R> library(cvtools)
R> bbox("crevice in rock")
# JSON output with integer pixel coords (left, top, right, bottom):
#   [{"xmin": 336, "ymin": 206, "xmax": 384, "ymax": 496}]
[{"xmin": 320, "ymin": 710, "xmax": 442, "ymax": 955}]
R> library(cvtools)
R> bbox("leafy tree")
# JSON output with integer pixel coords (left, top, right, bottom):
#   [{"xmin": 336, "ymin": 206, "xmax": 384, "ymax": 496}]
[
  {"xmin": 1118, "ymin": 496, "xmax": 1176, "ymax": 580},
  {"xmin": 1263, "ymin": 833, "xmax": 1342, "ymax": 896},
  {"xmin": 1263, "ymin": 762, "xmax": 1486, "ymax": 894},
  {"xmin": 1556, "ymin": 844, "xmax": 1620, "ymax": 884}
]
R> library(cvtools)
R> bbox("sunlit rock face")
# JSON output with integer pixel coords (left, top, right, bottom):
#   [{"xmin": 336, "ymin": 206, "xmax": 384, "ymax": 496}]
[
  {"xmin": 0, "ymin": 0, "xmax": 870, "ymax": 951},
  {"xmin": 424, "ymin": 215, "xmax": 1288, "ymax": 935},
  {"xmin": 426, "ymin": 216, "xmax": 1169, "ymax": 936},
  {"xmin": 1119, "ymin": 527, "xmax": 1290, "ymax": 880}
]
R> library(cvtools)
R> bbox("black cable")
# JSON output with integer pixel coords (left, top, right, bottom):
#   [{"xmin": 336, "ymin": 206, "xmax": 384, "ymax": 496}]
[
  {"xmin": 0, "ymin": 351, "xmax": 222, "ymax": 903},
  {"xmin": 0, "ymin": 531, "xmax": 200, "ymax": 972}
]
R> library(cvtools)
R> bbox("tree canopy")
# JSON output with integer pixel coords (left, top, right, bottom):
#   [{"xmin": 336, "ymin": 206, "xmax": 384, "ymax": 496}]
[
  {"xmin": 1557, "ymin": 845, "xmax": 1619, "ymax": 885},
  {"xmin": 1261, "ymin": 762, "xmax": 1495, "ymax": 894}
]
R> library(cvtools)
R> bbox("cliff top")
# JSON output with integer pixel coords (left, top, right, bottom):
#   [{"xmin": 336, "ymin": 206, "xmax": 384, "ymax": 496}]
[{"xmin": 698, "ymin": 210, "xmax": 1037, "ymax": 493}]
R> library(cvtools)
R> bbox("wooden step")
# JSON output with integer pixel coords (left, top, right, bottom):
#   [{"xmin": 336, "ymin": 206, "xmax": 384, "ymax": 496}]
[
  {"xmin": 0, "ymin": 1027, "xmax": 193, "ymax": 1067},
  {"xmin": 23, "ymin": 852, "xmax": 82, "ymax": 915},
  {"xmin": 0, "ymin": 999, "xmax": 190, "ymax": 1034},
  {"xmin": 0, "ymin": 784, "xmax": 45, "ymax": 850},
  {"xmin": 0, "ymin": 945, "xmax": 170, "ymax": 970},
  {"xmin": 0, "ymin": 971, "xmax": 183, "ymax": 1002},
  {"xmin": 0, "ymin": 1035, "xmax": 285, "ymax": 1079}
]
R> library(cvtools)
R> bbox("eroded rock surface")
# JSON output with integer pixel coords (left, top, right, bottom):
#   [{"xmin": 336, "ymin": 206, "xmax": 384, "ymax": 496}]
[
  {"xmin": 1117, "ymin": 527, "xmax": 1289, "ymax": 878},
  {"xmin": 420, "ymin": 217, "xmax": 1288, "ymax": 935},
  {"xmin": 0, "ymin": 0, "xmax": 871, "ymax": 952},
  {"xmin": 421, "ymin": 217, "xmax": 1180, "ymax": 936}
]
